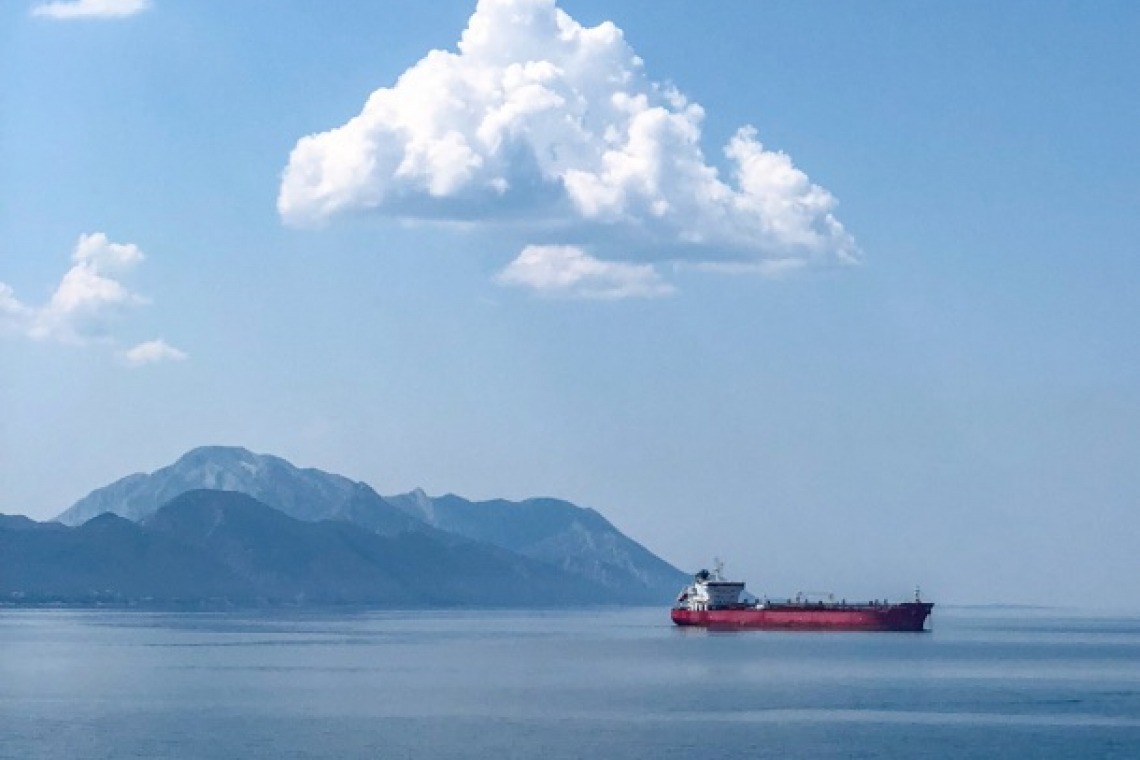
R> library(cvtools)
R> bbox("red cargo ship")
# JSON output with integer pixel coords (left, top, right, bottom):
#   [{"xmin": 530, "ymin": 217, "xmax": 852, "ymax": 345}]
[{"xmin": 671, "ymin": 563, "xmax": 933, "ymax": 631}]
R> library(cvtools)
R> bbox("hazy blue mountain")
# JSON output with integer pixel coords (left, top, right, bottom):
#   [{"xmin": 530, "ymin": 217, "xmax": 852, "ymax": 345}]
[
  {"xmin": 48, "ymin": 446, "xmax": 687, "ymax": 604},
  {"xmin": 55, "ymin": 446, "xmax": 423, "ymax": 536},
  {"xmin": 1, "ymin": 510, "xmax": 247, "ymax": 602},
  {"xmin": 386, "ymin": 490, "xmax": 688, "ymax": 601},
  {"xmin": 6, "ymin": 490, "xmax": 617, "ymax": 606},
  {"xmin": 0, "ymin": 514, "xmax": 67, "ymax": 532}
]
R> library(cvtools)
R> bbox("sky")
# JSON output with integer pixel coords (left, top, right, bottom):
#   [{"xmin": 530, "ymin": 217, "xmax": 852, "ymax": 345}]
[{"xmin": 3, "ymin": 0, "xmax": 1139, "ymax": 609}]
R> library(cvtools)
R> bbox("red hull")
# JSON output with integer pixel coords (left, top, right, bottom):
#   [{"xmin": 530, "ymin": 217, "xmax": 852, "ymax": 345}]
[{"xmin": 671, "ymin": 602, "xmax": 933, "ymax": 631}]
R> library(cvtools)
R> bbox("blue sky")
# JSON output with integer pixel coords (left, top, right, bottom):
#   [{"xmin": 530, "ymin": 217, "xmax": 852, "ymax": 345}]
[{"xmin": 3, "ymin": 0, "xmax": 1139, "ymax": 607}]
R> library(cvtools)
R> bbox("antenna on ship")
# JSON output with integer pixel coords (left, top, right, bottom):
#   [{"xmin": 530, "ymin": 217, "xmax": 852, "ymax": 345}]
[
  {"xmin": 915, "ymin": 585, "xmax": 921, "ymax": 602},
  {"xmin": 713, "ymin": 557, "xmax": 724, "ymax": 580}
]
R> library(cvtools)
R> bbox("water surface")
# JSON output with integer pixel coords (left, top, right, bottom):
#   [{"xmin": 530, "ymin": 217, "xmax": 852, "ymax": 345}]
[{"xmin": 2, "ymin": 607, "xmax": 1138, "ymax": 758}]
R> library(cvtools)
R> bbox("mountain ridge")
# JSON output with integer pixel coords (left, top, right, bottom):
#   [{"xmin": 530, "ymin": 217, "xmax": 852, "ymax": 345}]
[
  {"xmin": 385, "ymin": 491, "xmax": 686, "ymax": 596},
  {"xmin": 56, "ymin": 446, "xmax": 426, "ymax": 537},
  {"xmin": 3, "ymin": 490, "xmax": 621, "ymax": 606},
  {"xmin": 40, "ymin": 446, "xmax": 687, "ymax": 605}
]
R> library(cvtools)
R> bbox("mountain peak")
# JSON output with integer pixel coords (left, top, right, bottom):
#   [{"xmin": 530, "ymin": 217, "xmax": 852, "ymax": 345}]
[
  {"xmin": 58, "ymin": 446, "xmax": 360, "ymax": 527},
  {"xmin": 174, "ymin": 445, "xmax": 257, "ymax": 467},
  {"xmin": 168, "ymin": 446, "xmax": 272, "ymax": 491}
]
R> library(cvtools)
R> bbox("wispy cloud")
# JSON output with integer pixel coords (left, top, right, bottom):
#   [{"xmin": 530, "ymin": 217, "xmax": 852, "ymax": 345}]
[
  {"xmin": 0, "ymin": 233, "xmax": 186, "ymax": 363},
  {"xmin": 497, "ymin": 245, "xmax": 675, "ymax": 300},
  {"xmin": 122, "ymin": 339, "xmax": 188, "ymax": 366},
  {"xmin": 279, "ymin": 0, "xmax": 858, "ymax": 296},
  {"xmin": 31, "ymin": 0, "xmax": 150, "ymax": 19},
  {"xmin": 0, "ymin": 283, "xmax": 30, "ymax": 325}
]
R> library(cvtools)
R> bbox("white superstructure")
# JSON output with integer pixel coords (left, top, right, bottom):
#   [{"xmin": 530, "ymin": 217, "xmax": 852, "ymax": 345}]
[{"xmin": 674, "ymin": 563, "xmax": 746, "ymax": 611}]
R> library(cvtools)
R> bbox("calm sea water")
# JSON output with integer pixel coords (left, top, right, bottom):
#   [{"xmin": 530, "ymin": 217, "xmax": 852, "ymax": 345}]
[{"xmin": 1, "ymin": 607, "xmax": 1138, "ymax": 759}]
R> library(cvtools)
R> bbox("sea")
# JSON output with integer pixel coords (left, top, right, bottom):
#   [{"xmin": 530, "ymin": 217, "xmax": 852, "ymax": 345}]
[{"xmin": 1, "ymin": 607, "xmax": 1138, "ymax": 759}]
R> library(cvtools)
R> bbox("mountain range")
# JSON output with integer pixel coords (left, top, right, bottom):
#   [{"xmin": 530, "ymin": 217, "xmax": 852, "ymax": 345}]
[{"xmin": 3, "ymin": 446, "xmax": 687, "ymax": 607}]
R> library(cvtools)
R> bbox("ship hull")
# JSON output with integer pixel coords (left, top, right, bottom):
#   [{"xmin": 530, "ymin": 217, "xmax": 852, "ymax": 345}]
[{"xmin": 671, "ymin": 602, "xmax": 933, "ymax": 632}]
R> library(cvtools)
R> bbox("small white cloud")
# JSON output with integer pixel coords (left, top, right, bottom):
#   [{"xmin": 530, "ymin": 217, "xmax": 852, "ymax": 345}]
[
  {"xmin": 1, "ymin": 233, "xmax": 182, "ymax": 362},
  {"xmin": 122, "ymin": 339, "xmax": 188, "ymax": 366},
  {"xmin": 0, "ymin": 283, "xmax": 32, "ymax": 338},
  {"xmin": 31, "ymin": 0, "xmax": 150, "ymax": 19},
  {"xmin": 280, "ymin": 0, "xmax": 859, "ymax": 280},
  {"xmin": 497, "ymin": 244, "xmax": 674, "ymax": 300},
  {"xmin": 28, "ymin": 232, "xmax": 148, "ymax": 344}
]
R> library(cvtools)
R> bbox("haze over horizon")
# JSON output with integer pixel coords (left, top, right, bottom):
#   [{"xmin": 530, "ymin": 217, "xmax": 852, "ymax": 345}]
[{"xmin": 3, "ymin": 0, "xmax": 1139, "ymax": 609}]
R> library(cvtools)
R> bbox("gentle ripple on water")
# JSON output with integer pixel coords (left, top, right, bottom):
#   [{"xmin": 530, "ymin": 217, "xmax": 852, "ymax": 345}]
[{"xmin": 1, "ymin": 606, "xmax": 1139, "ymax": 759}]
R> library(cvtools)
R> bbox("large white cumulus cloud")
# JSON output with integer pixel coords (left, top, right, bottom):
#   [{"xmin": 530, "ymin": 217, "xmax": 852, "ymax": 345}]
[{"xmin": 279, "ymin": 0, "xmax": 858, "ymax": 296}]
